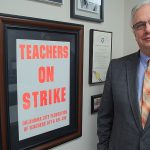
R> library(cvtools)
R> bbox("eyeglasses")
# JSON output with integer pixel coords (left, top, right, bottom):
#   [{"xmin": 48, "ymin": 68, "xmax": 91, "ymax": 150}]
[{"xmin": 132, "ymin": 20, "xmax": 150, "ymax": 30}]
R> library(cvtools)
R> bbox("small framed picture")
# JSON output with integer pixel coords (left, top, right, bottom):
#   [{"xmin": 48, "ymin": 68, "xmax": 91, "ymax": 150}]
[
  {"xmin": 91, "ymin": 94, "xmax": 102, "ymax": 114},
  {"xmin": 70, "ymin": 0, "xmax": 104, "ymax": 22},
  {"xmin": 34, "ymin": 0, "xmax": 63, "ymax": 5}
]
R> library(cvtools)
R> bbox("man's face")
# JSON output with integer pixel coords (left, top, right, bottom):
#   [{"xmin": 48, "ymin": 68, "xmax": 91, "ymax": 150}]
[{"xmin": 133, "ymin": 4, "xmax": 150, "ymax": 55}]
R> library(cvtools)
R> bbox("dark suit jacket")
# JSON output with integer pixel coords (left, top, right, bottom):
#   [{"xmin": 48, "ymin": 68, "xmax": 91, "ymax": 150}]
[{"xmin": 97, "ymin": 51, "xmax": 150, "ymax": 150}]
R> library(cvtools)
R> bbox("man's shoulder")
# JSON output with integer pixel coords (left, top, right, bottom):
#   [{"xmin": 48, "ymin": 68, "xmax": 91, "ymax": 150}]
[
  {"xmin": 112, "ymin": 51, "xmax": 139, "ymax": 63},
  {"xmin": 109, "ymin": 51, "xmax": 139, "ymax": 69}
]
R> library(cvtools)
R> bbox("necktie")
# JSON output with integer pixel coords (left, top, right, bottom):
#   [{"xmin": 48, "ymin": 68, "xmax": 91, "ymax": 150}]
[{"xmin": 141, "ymin": 60, "xmax": 150, "ymax": 128}]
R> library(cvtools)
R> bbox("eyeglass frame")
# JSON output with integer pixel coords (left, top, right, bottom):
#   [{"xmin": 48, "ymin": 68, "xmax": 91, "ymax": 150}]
[{"xmin": 132, "ymin": 20, "xmax": 150, "ymax": 30}]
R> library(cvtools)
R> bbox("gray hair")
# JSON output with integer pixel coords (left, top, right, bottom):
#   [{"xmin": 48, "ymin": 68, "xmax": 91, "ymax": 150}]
[{"xmin": 131, "ymin": 0, "xmax": 150, "ymax": 25}]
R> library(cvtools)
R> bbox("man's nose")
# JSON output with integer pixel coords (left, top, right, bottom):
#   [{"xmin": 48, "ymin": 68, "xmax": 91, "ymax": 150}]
[{"xmin": 145, "ymin": 22, "xmax": 150, "ymax": 32}]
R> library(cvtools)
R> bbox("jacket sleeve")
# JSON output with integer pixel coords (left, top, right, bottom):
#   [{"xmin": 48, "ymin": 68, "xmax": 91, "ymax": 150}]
[{"xmin": 97, "ymin": 61, "xmax": 114, "ymax": 150}]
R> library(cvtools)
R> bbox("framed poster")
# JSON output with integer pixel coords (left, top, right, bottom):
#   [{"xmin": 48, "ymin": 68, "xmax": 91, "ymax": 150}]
[
  {"xmin": 70, "ymin": 0, "xmax": 104, "ymax": 22},
  {"xmin": 0, "ymin": 13, "xmax": 83, "ymax": 150},
  {"xmin": 89, "ymin": 29, "xmax": 112, "ymax": 85},
  {"xmin": 91, "ymin": 94, "xmax": 102, "ymax": 114}
]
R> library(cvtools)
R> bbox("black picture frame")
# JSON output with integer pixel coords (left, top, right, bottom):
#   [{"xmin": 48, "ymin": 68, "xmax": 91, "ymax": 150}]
[
  {"xmin": 91, "ymin": 94, "xmax": 102, "ymax": 114},
  {"xmin": 89, "ymin": 29, "xmax": 112, "ymax": 85},
  {"xmin": 34, "ymin": 0, "xmax": 63, "ymax": 5},
  {"xmin": 0, "ymin": 13, "xmax": 83, "ymax": 150},
  {"xmin": 70, "ymin": 0, "xmax": 104, "ymax": 23}
]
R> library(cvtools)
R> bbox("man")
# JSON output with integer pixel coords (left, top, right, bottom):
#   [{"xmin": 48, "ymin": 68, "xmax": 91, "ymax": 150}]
[{"xmin": 97, "ymin": 1, "xmax": 150, "ymax": 150}]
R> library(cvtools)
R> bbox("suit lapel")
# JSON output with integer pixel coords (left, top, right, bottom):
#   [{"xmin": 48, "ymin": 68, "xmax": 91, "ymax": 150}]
[
  {"xmin": 145, "ymin": 114, "xmax": 150, "ymax": 130},
  {"xmin": 126, "ymin": 52, "xmax": 143, "ymax": 131}
]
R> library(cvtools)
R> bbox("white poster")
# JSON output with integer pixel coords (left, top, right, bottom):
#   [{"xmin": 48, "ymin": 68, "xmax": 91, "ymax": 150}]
[{"xmin": 16, "ymin": 39, "xmax": 70, "ymax": 141}]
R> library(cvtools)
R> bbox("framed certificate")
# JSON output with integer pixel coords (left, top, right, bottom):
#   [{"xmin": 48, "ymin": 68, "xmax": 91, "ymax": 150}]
[
  {"xmin": 0, "ymin": 13, "xmax": 83, "ymax": 150},
  {"xmin": 89, "ymin": 29, "xmax": 112, "ymax": 85}
]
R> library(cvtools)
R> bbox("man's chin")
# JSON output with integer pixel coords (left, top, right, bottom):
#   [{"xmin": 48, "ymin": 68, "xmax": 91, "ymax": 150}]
[{"xmin": 141, "ymin": 44, "xmax": 150, "ymax": 50}]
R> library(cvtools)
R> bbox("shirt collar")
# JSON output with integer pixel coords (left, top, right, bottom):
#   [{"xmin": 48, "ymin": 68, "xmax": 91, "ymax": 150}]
[{"xmin": 140, "ymin": 51, "xmax": 150, "ymax": 68}]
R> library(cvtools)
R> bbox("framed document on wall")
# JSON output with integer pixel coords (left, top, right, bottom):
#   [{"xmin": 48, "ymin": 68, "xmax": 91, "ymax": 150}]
[
  {"xmin": 89, "ymin": 29, "xmax": 112, "ymax": 85},
  {"xmin": 0, "ymin": 14, "xmax": 83, "ymax": 150}
]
